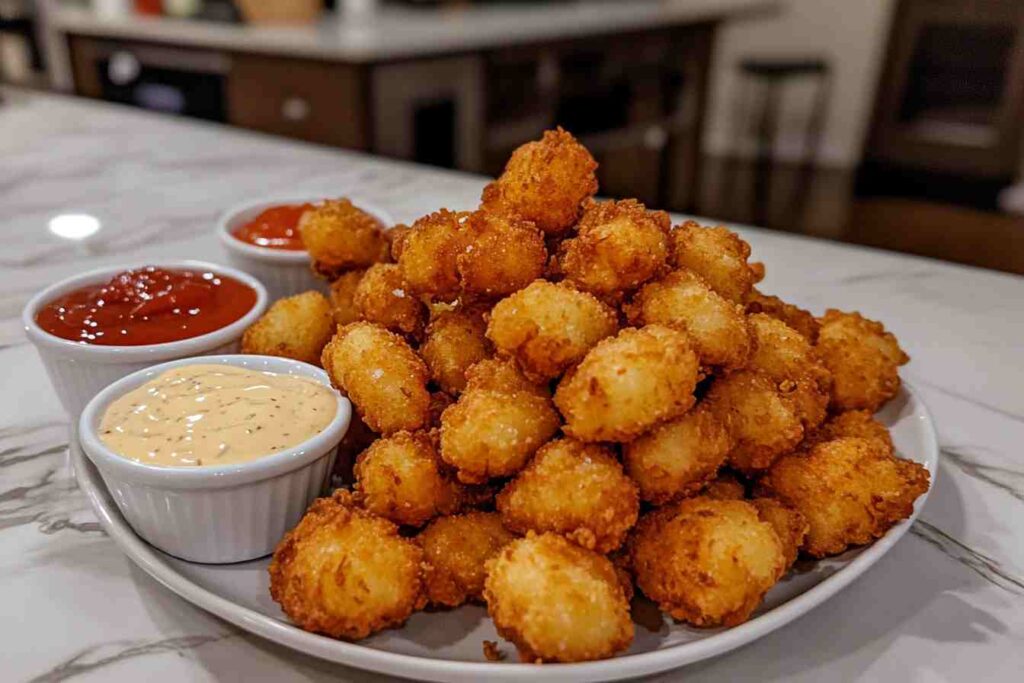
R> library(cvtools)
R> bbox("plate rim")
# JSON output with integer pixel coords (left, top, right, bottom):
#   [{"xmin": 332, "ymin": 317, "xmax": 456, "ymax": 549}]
[{"xmin": 73, "ymin": 382, "xmax": 939, "ymax": 683}]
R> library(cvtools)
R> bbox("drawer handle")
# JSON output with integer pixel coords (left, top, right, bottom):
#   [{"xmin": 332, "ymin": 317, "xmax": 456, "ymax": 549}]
[{"xmin": 281, "ymin": 97, "xmax": 311, "ymax": 122}]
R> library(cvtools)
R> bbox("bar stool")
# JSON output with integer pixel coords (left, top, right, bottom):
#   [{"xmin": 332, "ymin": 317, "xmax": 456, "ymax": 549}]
[{"xmin": 728, "ymin": 57, "xmax": 831, "ymax": 227}]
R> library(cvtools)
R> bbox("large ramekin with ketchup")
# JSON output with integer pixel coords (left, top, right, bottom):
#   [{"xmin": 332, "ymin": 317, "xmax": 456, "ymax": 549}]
[
  {"xmin": 218, "ymin": 195, "xmax": 394, "ymax": 300},
  {"xmin": 23, "ymin": 261, "xmax": 267, "ymax": 417}
]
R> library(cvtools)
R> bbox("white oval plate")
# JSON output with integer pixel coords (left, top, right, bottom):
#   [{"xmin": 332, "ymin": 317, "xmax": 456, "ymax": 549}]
[{"xmin": 74, "ymin": 383, "xmax": 938, "ymax": 682}]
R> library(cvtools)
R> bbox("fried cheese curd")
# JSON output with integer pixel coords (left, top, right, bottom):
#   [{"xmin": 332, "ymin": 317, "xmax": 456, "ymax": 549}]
[
  {"xmin": 816, "ymin": 309, "xmax": 909, "ymax": 411},
  {"xmin": 625, "ymin": 269, "xmax": 751, "ymax": 371},
  {"xmin": 745, "ymin": 313, "xmax": 831, "ymax": 431},
  {"xmin": 486, "ymin": 280, "xmax": 618, "ymax": 380},
  {"xmin": 321, "ymin": 322, "xmax": 430, "ymax": 434},
  {"xmin": 334, "ymin": 409, "xmax": 376, "ymax": 485},
  {"xmin": 353, "ymin": 431, "xmax": 464, "ymax": 527},
  {"xmin": 497, "ymin": 438, "xmax": 639, "ymax": 553},
  {"xmin": 758, "ymin": 437, "xmax": 929, "ymax": 558},
  {"xmin": 628, "ymin": 497, "xmax": 785, "ymax": 627},
  {"xmin": 481, "ymin": 128, "xmax": 598, "ymax": 235},
  {"xmin": 439, "ymin": 367, "xmax": 560, "ymax": 484},
  {"xmin": 706, "ymin": 370, "xmax": 804, "ymax": 474},
  {"xmin": 623, "ymin": 403, "xmax": 733, "ymax": 505},
  {"xmin": 806, "ymin": 409, "xmax": 895, "ymax": 451},
  {"xmin": 396, "ymin": 209, "xmax": 470, "ymax": 300},
  {"xmin": 484, "ymin": 533, "xmax": 633, "ymax": 663},
  {"xmin": 328, "ymin": 269, "xmax": 365, "ymax": 326},
  {"xmin": 745, "ymin": 288, "xmax": 820, "ymax": 342},
  {"xmin": 456, "ymin": 209, "xmax": 547, "ymax": 297},
  {"xmin": 299, "ymin": 199, "xmax": 390, "ymax": 279},
  {"xmin": 269, "ymin": 491, "xmax": 424, "ymax": 640},
  {"xmin": 240, "ymin": 290, "xmax": 334, "ymax": 366},
  {"xmin": 419, "ymin": 306, "xmax": 491, "ymax": 395},
  {"xmin": 559, "ymin": 199, "xmax": 670, "ymax": 299},
  {"xmin": 669, "ymin": 222, "xmax": 759, "ymax": 303},
  {"xmin": 417, "ymin": 511, "xmax": 516, "ymax": 607},
  {"xmin": 555, "ymin": 325, "xmax": 700, "ymax": 443},
  {"xmin": 387, "ymin": 223, "xmax": 411, "ymax": 260},
  {"xmin": 703, "ymin": 471, "xmax": 747, "ymax": 500},
  {"xmin": 464, "ymin": 357, "xmax": 550, "ymax": 397},
  {"xmin": 750, "ymin": 497, "xmax": 809, "ymax": 568},
  {"xmin": 353, "ymin": 263, "xmax": 427, "ymax": 339}
]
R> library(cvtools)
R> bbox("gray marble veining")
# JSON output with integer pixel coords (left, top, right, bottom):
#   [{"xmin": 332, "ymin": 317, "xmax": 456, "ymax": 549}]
[{"xmin": 2, "ymin": 85, "xmax": 1023, "ymax": 682}]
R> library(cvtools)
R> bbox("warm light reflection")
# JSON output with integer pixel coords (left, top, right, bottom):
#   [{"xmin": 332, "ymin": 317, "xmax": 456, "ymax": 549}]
[{"xmin": 48, "ymin": 214, "xmax": 101, "ymax": 240}]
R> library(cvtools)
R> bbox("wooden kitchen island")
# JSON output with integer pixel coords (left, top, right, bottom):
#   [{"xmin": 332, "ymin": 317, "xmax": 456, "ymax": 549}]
[{"xmin": 44, "ymin": 0, "xmax": 772, "ymax": 210}]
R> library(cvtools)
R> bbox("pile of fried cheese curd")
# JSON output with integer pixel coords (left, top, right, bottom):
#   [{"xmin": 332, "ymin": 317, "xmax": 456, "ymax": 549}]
[{"xmin": 240, "ymin": 128, "xmax": 931, "ymax": 664}]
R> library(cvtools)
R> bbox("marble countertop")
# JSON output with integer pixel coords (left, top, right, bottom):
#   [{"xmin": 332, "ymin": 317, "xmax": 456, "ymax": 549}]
[
  {"xmin": 2, "ymin": 87, "xmax": 1023, "ymax": 682},
  {"xmin": 45, "ymin": 0, "xmax": 772, "ymax": 63}
]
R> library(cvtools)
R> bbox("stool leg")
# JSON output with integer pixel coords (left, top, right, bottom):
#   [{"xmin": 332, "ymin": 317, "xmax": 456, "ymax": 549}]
[
  {"xmin": 753, "ymin": 79, "xmax": 779, "ymax": 227},
  {"xmin": 789, "ymin": 71, "xmax": 831, "ymax": 228}
]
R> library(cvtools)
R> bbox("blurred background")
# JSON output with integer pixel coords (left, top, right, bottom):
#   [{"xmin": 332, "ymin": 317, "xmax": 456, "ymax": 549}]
[{"xmin": 2, "ymin": 0, "xmax": 1023, "ymax": 274}]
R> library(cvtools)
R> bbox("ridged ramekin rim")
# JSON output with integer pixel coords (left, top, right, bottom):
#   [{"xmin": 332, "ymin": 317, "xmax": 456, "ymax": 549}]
[
  {"xmin": 22, "ymin": 260, "xmax": 268, "ymax": 362},
  {"xmin": 79, "ymin": 354, "xmax": 351, "ymax": 489}
]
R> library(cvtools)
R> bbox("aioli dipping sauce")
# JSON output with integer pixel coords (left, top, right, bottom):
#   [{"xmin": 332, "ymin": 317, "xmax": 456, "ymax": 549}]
[
  {"xmin": 34, "ymin": 267, "xmax": 257, "ymax": 346},
  {"xmin": 232, "ymin": 203, "xmax": 315, "ymax": 250},
  {"xmin": 99, "ymin": 364, "xmax": 337, "ymax": 467}
]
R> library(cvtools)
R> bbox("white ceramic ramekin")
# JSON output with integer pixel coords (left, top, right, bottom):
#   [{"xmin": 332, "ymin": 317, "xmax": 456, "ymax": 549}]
[
  {"xmin": 22, "ymin": 260, "xmax": 268, "ymax": 418},
  {"xmin": 217, "ymin": 195, "xmax": 395, "ymax": 302},
  {"xmin": 79, "ymin": 354, "xmax": 352, "ymax": 564}
]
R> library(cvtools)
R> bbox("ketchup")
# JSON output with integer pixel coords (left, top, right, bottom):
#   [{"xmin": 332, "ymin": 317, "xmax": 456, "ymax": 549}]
[
  {"xmin": 232, "ymin": 203, "xmax": 314, "ymax": 250},
  {"xmin": 35, "ymin": 267, "xmax": 257, "ymax": 346}
]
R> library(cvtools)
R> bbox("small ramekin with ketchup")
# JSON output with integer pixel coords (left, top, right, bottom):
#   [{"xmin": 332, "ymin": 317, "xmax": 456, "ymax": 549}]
[
  {"xmin": 218, "ymin": 196, "xmax": 393, "ymax": 301},
  {"xmin": 23, "ymin": 261, "xmax": 267, "ymax": 417}
]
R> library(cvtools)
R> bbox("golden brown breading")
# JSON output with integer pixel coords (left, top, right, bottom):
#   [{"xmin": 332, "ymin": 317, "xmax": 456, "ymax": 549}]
[
  {"xmin": 396, "ymin": 209, "xmax": 471, "ymax": 300},
  {"xmin": 559, "ymin": 199, "xmax": 670, "ymax": 299},
  {"xmin": 703, "ymin": 471, "xmax": 747, "ymax": 500},
  {"xmin": 420, "ymin": 307, "xmax": 491, "ymax": 395},
  {"xmin": 300, "ymin": 199, "xmax": 390, "ymax": 279},
  {"xmin": 623, "ymin": 404, "xmax": 733, "ymax": 505},
  {"xmin": 353, "ymin": 431, "xmax": 464, "ymax": 527},
  {"xmin": 268, "ymin": 490, "xmax": 424, "ymax": 640},
  {"xmin": 456, "ymin": 209, "xmax": 547, "ymax": 297},
  {"xmin": 484, "ymin": 533, "xmax": 633, "ymax": 663},
  {"xmin": 417, "ymin": 511, "xmax": 516, "ymax": 607},
  {"xmin": 706, "ymin": 370, "xmax": 804, "ymax": 474},
  {"xmin": 463, "ymin": 357, "xmax": 550, "ymax": 398},
  {"xmin": 353, "ymin": 263, "xmax": 427, "ymax": 339},
  {"xmin": 497, "ymin": 438, "xmax": 639, "ymax": 553},
  {"xmin": 241, "ymin": 290, "xmax": 334, "ymax": 366},
  {"xmin": 745, "ymin": 289, "xmax": 819, "ymax": 342},
  {"xmin": 387, "ymin": 224, "xmax": 411, "ymax": 261},
  {"xmin": 333, "ymin": 412, "xmax": 375, "ymax": 487},
  {"xmin": 816, "ymin": 309, "xmax": 909, "ymax": 411},
  {"xmin": 439, "ymin": 387, "xmax": 560, "ymax": 484},
  {"xmin": 628, "ymin": 497, "xmax": 785, "ymax": 627},
  {"xmin": 321, "ymin": 322, "xmax": 430, "ymax": 434},
  {"xmin": 625, "ymin": 269, "xmax": 751, "ymax": 371},
  {"xmin": 757, "ymin": 437, "xmax": 930, "ymax": 558},
  {"xmin": 328, "ymin": 269, "xmax": 365, "ymax": 327},
  {"xmin": 750, "ymin": 497, "xmax": 808, "ymax": 569},
  {"xmin": 805, "ymin": 410, "xmax": 894, "ymax": 451},
  {"xmin": 487, "ymin": 280, "xmax": 618, "ymax": 380},
  {"xmin": 746, "ymin": 313, "xmax": 831, "ymax": 431},
  {"xmin": 669, "ymin": 221, "xmax": 758, "ymax": 303},
  {"xmin": 555, "ymin": 325, "xmax": 700, "ymax": 443},
  {"xmin": 481, "ymin": 128, "xmax": 598, "ymax": 236}
]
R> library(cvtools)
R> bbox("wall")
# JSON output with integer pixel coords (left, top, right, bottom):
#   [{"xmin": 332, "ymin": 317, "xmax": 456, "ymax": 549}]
[{"xmin": 703, "ymin": 0, "xmax": 896, "ymax": 168}]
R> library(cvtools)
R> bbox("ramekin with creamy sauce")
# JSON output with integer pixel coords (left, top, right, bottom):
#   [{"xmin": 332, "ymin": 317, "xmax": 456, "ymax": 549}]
[{"xmin": 79, "ymin": 355, "xmax": 351, "ymax": 564}]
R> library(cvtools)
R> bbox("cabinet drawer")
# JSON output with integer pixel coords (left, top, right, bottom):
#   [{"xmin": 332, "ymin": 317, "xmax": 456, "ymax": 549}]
[{"xmin": 227, "ymin": 54, "xmax": 369, "ymax": 150}]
